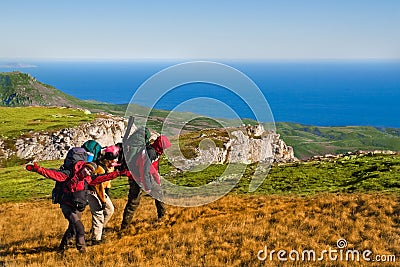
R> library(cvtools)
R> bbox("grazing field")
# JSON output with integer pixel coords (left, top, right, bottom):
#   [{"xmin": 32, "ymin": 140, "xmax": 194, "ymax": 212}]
[{"xmin": 1, "ymin": 194, "xmax": 400, "ymax": 266}]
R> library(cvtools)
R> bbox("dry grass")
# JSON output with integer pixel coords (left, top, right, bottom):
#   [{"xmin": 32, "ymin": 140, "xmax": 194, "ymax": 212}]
[{"xmin": 1, "ymin": 194, "xmax": 400, "ymax": 266}]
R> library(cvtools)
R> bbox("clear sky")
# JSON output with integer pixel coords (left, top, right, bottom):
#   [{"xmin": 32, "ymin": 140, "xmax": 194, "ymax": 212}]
[{"xmin": 1, "ymin": 0, "xmax": 399, "ymax": 60}]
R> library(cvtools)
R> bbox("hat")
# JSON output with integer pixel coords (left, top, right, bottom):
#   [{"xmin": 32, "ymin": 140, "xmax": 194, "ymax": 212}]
[
  {"xmin": 84, "ymin": 162, "xmax": 97, "ymax": 173},
  {"xmin": 82, "ymin": 140, "xmax": 102, "ymax": 161},
  {"xmin": 152, "ymin": 135, "xmax": 171, "ymax": 155},
  {"xmin": 103, "ymin": 145, "xmax": 120, "ymax": 160}
]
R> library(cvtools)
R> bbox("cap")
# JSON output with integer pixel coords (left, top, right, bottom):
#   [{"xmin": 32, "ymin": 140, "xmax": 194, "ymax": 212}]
[{"xmin": 103, "ymin": 145, "xmax": 120, "ymax": 160}]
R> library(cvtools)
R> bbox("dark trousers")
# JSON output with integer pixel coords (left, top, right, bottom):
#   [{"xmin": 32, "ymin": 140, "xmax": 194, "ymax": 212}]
[
  {"xmin": 60, "ymin": 204, "xmax": 85, "ymax": 250},
  {"xmin": 121, "ymin": 180, "xmax": 165, "ymax": 230}
]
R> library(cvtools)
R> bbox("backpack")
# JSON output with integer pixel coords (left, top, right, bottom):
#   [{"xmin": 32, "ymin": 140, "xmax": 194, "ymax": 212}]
[
  {"xmin": 71, "ymin": 179, "xmax": 91, "ymax": 212},
  {"xmin": 52, "ymin": 147, "xmax": 87, "ymax": 204},
  {"xmin": 52, "ymin": 160, "xmax": 93, "ymax": 210},
  {"xmin": 52, "ymin": 141, "xmax": 100, "ymax": 204},
  {"xmin": 52, "ymin": 176, "xmax": 91, "ymax": 211},
  {"xmin": 123, "ymin": 127, "xmax": 151, "ymax": 169},
  {"xmin": 61, "ymin": 147, "xmax": 88, "ymax": 174},
  {"xmin": 132, "ymin": 145, "xmax": 159, "ymax": 190}
]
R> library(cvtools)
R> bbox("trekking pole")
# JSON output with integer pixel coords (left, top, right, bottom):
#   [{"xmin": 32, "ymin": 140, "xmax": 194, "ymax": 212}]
[{"xmin": 123, "ymin": 116, "xmax": 135, "ymax": 143}]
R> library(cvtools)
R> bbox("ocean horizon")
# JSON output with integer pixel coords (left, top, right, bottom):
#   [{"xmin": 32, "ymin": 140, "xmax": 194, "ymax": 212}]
[{"xmin": 1, "ymin": 60, "xmax": 399, "ymax": 128}]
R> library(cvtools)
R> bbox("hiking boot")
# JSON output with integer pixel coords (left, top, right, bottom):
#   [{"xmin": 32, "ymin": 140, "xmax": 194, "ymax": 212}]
[
  {"xmin": 87, "ymin": 239, "xmax": 103, "ymax": 246},
  {"xmin": 57, "ymin": 241, "xmax": 69, "ymax": 254},
  {"xmin": 118, "ymin": 227, "xmax": 133, "ymax": 238},
  {"xmin": 77, "ymin": 246, "xmax": 86, "ymax": 254},
  {"xmin": 56, "ymin": 246, "xmax": 66, "ymax": 255},
  {"xmin": 67, "ymin": 240, "xmax": 74, "ymax": 249},
  {"xmin": 120, "ymin": 222, "xmax": 129, "ymax": 231},
  {"xmin": 157, "ymin": 211, "xmax": 170, "ymax": 222},
  {"xmin": 101, "ymin": 230, "xmax": 108, "ymax": 241}
]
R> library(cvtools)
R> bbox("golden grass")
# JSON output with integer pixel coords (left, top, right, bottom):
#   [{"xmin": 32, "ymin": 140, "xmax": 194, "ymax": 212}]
[{"xmin": 1, "ymin": 194, "xmax": 400, "ymax": 266}]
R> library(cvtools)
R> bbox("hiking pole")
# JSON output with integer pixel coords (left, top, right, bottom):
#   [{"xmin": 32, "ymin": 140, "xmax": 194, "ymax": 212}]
[
  {"xmin": 119, "ymin": 116, "xmax": 135, "ymax": 171},
  {"xmin": 123, "ymin": 116, "xmax": 135, "ymax": 143}
]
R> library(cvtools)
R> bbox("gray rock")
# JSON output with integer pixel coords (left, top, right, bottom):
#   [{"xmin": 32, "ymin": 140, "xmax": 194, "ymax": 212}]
[
  {"xmin": 169, "ymin": 124, "xmax": 298, "ymax": 170},
  {"xmin": 1, "ymin": 119, "xmax": 299, "ymax": 169},
  {"xmin": 2, "ymin": 114, "xmax": 127, "ymax": 161}
]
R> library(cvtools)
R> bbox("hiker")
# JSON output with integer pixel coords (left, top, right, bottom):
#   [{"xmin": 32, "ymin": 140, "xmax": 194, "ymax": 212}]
[
  {"xmin": 26, "ymin": 161, "xmax": 126, "ymax": 253},
  {"xmin": 120, "ymin": 135, "xmax": 171, "ymax": 232},
  {"xmin": 87, "ymin": 145, "xmax": 120, "ymax": 245}
]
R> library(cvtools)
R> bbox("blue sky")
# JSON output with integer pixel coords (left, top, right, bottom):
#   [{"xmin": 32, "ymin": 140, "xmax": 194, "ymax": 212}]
[{"xmin": 2, "ymin": 0, "xmax": 399, "ymax": 60}]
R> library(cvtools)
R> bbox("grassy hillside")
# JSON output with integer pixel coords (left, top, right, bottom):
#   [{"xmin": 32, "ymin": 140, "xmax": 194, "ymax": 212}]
[
  {"xmin": 0, "ymin": 71, "xmax": 129, "ymax": 116},
  {"xmin": 1, "ymin": 105, "xmax": 400, "ymax": 265},
  {"xmin": 1, "ymin": 143, "xmax": 399, "ymax": 266},
  {"xmin": 1, "ymin": 194, "xmax": 399, "ymax": 266},
  {"xmin": 0, "ymin": 106, "xmax": 96, "ymax": 140},
  {"xmin": 1, "ymin": 153, "xmax": 400, "ymax": 203},
  {"xmin": 276, "ymin": 122, "xmax": 400, "ymax": 159},
  {"xmin": 0, "ymin": 71, "xmax": 86, "ymax": 107}
]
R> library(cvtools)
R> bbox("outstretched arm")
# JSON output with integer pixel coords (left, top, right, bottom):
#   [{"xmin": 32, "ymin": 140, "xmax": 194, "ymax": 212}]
[
  {"xmin": 90, "ymin": 169, "xmax": 131, "ymax": 186},
  {"xmin": 26, "ymin": 162, "xmax": 68, "ymax": 182}
]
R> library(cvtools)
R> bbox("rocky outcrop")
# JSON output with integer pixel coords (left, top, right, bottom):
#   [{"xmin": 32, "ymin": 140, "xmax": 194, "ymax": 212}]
[
  {"xmin": 169, "ymin": 125, "xmax": 298, "ymax": 170},
  {"xmin": 1, "ymin": 114, "xmax": 128, "ymax": 161},
  {"xmin": 0, "ymin": 119, "xmax": 296, "ymax": 168}
]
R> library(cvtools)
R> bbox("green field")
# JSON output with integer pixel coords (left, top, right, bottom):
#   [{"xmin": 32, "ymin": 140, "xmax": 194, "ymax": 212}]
[
  {"xmin": 1, "ymin": 153, "xmax": 400, "ymax": 203},
  {"xmin": 0, "ymin": 106, "xmax": 96, "ymax": 139},
  {"xmin": 276, "ymin": 122, "xmax": 400, "ymax": 159}
]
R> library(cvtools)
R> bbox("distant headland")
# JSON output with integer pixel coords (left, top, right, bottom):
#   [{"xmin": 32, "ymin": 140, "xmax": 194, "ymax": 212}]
[{"xmin": 0, "ymin": 63, "xmax": 38, "ymax": 68}]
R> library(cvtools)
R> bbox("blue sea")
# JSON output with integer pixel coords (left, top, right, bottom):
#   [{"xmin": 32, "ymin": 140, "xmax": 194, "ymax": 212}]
[{"xmin": 1, "ymin": 60, "xmax": 399, "ymax": 128}]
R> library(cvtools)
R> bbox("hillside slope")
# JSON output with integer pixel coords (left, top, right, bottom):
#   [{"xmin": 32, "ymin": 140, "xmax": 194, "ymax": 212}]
[
  {"xmin": 0, "ymin": 71, "xmax": 135, "ymax": 116},
  {"xmin": 276, "ymin": 122, "xmax": 400, "ymax": 159},
  {"xmin": 2, "ymin": 194, "xmax": 399, "ymax": 266},
  {"xmin": 0, "ymin": 71, "xmax": 86, "ymax": 107}
]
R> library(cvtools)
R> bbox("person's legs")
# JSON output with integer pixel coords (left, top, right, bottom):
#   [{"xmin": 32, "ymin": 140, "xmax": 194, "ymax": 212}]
[
  {"xmin": 120, "ymin": 180, "xmax": 141, "ymax": 230},
  {"xmin": 74, "ymin": 219, "xmax": 86, "ymax": 252},
  {"xmin": 58, "ymin": 223, "xmax": 74, "ymax": 252},
  {"xmin": 87, "ymin": 193, "xmax": 104, "ymax": 242},
  {"xmin": 60, "ymin": 204, "xmax": 86, "ymax": 252},
  {"xmin": 155, "ymin": 199, "xmax": 165, "ymax": 219},
  {"xmin": 152, "ymin": 182, "xmax": 165, "ymax": 219},
  {"xmin": 103, "ymin": 193, "xmax": 114, "ymax": 228}
]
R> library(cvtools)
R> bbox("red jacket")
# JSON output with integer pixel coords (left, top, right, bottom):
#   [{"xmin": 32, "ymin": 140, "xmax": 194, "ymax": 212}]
[
  {"xmin": 37, "ymin": 161, "xmax": 91, "ymax": 193},
  {"xmin": 129, "ymin": 149, "xmax": 160, "ymax": 190},
  {"xmin": 36, "ymin": 161, "xmax": 122, "ymax": 192},
  {"xmin": 129, "ymin": 135, "xmax": 170, "ymax": 190}
]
